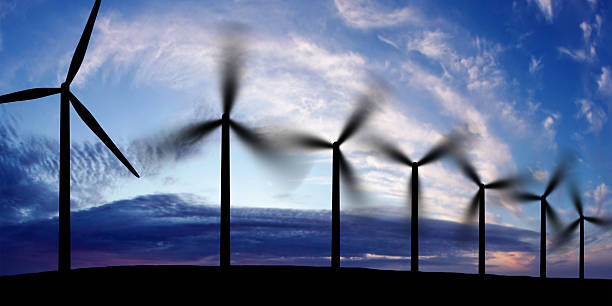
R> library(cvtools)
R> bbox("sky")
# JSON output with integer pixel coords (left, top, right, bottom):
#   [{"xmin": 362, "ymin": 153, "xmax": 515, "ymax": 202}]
[{"xmin": 1, "ymin": 0, "xmax": 612, "ymax": 278}]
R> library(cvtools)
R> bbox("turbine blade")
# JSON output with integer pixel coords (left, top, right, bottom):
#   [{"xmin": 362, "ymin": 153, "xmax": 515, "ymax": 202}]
[
  {"xmin": 338, "ymin": 150, "xmax": 367, "ymax": 205},
  {"xmin": 221, "ymin": 54, "xmax": 241, "ymax": 115},
  {"xmin": 282, "ymin": 132, "xmax": 333, "ymax": 150},
  {"xmin": 511, "ymin": 192, "xmax": 541, "ymax": 202},
  {"xmin": 65, "ymin": 0, "xmax": 101, "ymax": 85},
  {"xmin": 338, "ymin": 150, "xmax": 358, "ymax": 192},
  {"xmin": 554, "ymin": 219, "xmax": 580, "ymax": 248},
  {"xmin": 219, "ymin": 25, "xmax": 247, "ymax": 115},
  {"xmin": 485, "ymin": 175, "xmax": 525, "ymax": 190},
  {"xmin": 229, "ymin": 120, "xmax": 313, "ymax": 188},
  {"xmin": 569, "ymin": 183, "xmax": 584, "ymax": 217},
  {"xmin": 584, "ymin": 216, "xmax": 612, "ymax": 227},
  {"xmin": 370, "ymin": 138, "xmax": 412, "ymax": 166},
  {"xmin": 418, "ymin": 134, "xmax": 462, "ymax": 166},
  {"xmin": 543, "ymin": 157, "xmax": 571, "ymax": 198},
  {"xmin": 336, "ymin": 101, "xmax": 371, "ymax": 145},
  {"xmin": 174, "ymin": 119, "xmax": 222, "ymax": 148},
  {"xmin": 544, "ymin": 199, "xmax": 562, "ymax": 232},
  {"xmin": 68, "ymin": 92, "xmax": 140, "ymax": 178},
  {"xmin": 463, "ymin": 191, "xmax": 480, "ymax": 224},
  {"xmin": 0, "ymin": 88, "xmax": 61, "ymax": 104},
  {"xmin": 229, "ymin": 119, "xmax": 274, "ymax": 154},
  {"xmin": 452, "ymin": 153, "xmax": 481, "ymax": 186}
]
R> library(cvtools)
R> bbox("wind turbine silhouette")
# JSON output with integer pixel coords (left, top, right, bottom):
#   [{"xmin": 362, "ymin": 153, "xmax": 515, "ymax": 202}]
[
  {"xmin": 512, "ymin": 160, "xmax": 570, "ymax": 278},
  {"xmin": 371, "ymin": 135, "xmax": 460, "ymax": 272},
  {"xmin": 0, "ymin": 0, "xmax": 140, "ymax": 272},
  {"xmin": 283, "ymin": 99, "xmax": 376, "ymax": 268},
  {"xmin": 163, "ymin": 28, "xmax": 285, "ymax": 268},
  {"xmin": 452, "ymin": 154, "xmax": 523, "ymax": 276},
  {"xmin": 554, "ymin": 182, "xmax": 612, "ymax": 279}
]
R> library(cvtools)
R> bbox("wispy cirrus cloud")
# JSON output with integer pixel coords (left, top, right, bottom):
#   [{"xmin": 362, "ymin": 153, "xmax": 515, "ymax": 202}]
[
  {"xmin": 585, "ymin": 183, "xmax": 610, "ymax": 215},
  {"xmin": 333, "ymin": 0, "xmax": 419, "ymax": 29},
  {"xmin": 529, "ymin": 56, "xmax": 542, "ymax": 74},
  {"xmin": 377, "ymin": 34, "xmax": 399, "ymax": 49},
  {"xmin": 597, "ymin": 66, "xmax": 612, "ymax": 95},
  {"xmin": 558, "ymin": 14, "xmax": 602, "ymax": 63},
  {"xmin": 0, "ymin": 116, "xmax": 143, "ymax": 217},
  {"xmin": 531, "ymin": 0, "xmax": 555, "ymax": 23},
  {"xmin": 575, "ymin": 99, "xmax": 607, "ymax": 133}
]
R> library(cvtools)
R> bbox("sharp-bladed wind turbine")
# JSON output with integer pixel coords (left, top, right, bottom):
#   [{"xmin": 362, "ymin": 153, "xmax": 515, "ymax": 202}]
[
  {"xmin": 0, "ymin": 0, "xmax": 140, "ymax": 272},
  {"xmin": 282, "ymin": 99, "xmax": 376, "ymax": 268},
  {"xmin": 453, "ymin": 154, "xmax": 523, "ymax": 276},
  {"xmin": 512, "ymin": 160, "xmax": 571, "ymax": 278},
  {"xmin": 371, "ymin": 135, "xmax": 460, "ymax": 272},
  {"xmin": 554, "ymin": 182, "xmax": 612, "ymax": 279}
]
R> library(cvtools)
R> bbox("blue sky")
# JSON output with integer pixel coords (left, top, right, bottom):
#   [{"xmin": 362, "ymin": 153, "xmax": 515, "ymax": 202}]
[{"xmin": 1, "ymin": 0, "xmax": 612, "ymax": 278}]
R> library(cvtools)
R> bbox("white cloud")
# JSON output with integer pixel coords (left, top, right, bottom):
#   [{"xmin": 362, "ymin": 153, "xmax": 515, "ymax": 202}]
[
  {"xmin": 580, "ymin": 21, "xmax": 592, "ymax": 41},
  {"xmin": 594, "ymin": 14, "xmax": 602, "ymax": 33},
  {"xmin": 533, "ymin": 0, "xmax": 554, "ymax": 23},
  {"xmin": 407, "ymin": 32, "xmax": 504, "ymax": 92},
  {"xmin": 586, "ymin": 183, "xmax": 609, "ymax": 214},
  {"xmin": 530, "ymin": 168, "xmax": 548, "ymax": 182},
  {"xmin": 377, "ymin": 35, "xmax": 399, "ymax": 49},
  {"xmin": 576, "ymin": 99, "xmax": 607, "ymax": 133},
  {"xmin": 557, "ymin": 46, "xmax": 591, "ymax": 62},
  {"xmin": 597, "ymin": 66, "xmax": 612, "ymax": 94},
  {"xmin": 333, "ymin": 0, "xmax": 419, "ymax": 29},
  {"xmin": 529, "ymin": 56, "xmax": 542, "ymax": 74},
  {"xmin": 527, "ymin": 101, "xmax": 540, "ymax": 115},
  {"xmin": 406, "ymin": 30, "xmax": 450, "ymax": 59},
  {"xmin": 542, "ymin": 116, "xmax": 554, "ymax": 130},
  {"xmin": 558, "ymin": 16, "xmax": 602, "ymax": 63}
]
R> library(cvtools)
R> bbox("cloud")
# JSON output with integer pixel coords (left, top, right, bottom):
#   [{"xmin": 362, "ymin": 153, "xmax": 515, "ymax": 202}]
[
  {"xmin": 575, "ymin": 99, "xmax": 607, "ymax": 133},
  {"xmin": 528, "ymin": 56, "xmax": 542, "ymax": 74},
  {"xmin": 541, "ymin": 112, "xmax": 560, "ymax": 142},
  {"xmin": 0, "ymin": 116, "xmax": 144, "ymax": 217},
  {"xmin": 586, "ymin": 183, "xmax": 609, "ymax": 214},
  {"xmin": 558, "ymin": 16, "xmax": 602, "ymax": 63},
  {"xmin": 530, "ymin": 168, "xmax": 548, "ymax": 182},
  {"xmin": 542, "ymin": 116, "xmax": 554, "ymax": 130},
  {"xmin": 597, "ymin": 66, "xmax": 612, "ymax": 95},
  {"xmin": 377, "ymin": 34, "xmax": 399, "ymax": 49},
  {"xmin": 557, "ymin": 47, "xmax": 592, "ymax": 62},
  {"xmin": 580, "ymin": 21, "xmax": 593, "ymax": 41},
  {"xmin": 532, "ymin": 0, "xmax": 554, "ymax": 23},
  {"xmin": 65, "ymin": 7, "xmax": 518, "ymax": 225},
  {"xmin": 333, "ymin": 0, "xmax": 419, "ymax": 29},
  {"xmin": 406, "ymin": 30, "xmax": 451, "ymax": 59},
  {"xmin": 0, "ymin": 193, "xmax": 546, "ymax": 276}
]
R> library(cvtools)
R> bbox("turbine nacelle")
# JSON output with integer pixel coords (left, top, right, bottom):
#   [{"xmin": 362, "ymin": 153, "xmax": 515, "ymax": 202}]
[{"xmin": 61, "ymin": 82, "xmax": 70, "ymax": 93}]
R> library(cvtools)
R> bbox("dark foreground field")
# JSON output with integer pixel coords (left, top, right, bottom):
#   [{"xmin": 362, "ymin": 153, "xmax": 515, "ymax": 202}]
[{"xmin": 1, "ymin": 265, "xmax": 609, "ymax": 300}]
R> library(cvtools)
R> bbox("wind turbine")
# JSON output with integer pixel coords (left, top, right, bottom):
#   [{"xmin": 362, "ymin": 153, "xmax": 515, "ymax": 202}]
[
  {"xmin": 554, "ymin": 183, "xmax": 612, "ymax": 279},
  {"xmin": 282, "ymin": 99, "xmax": 376, "ymax": 269},
  {"xmin": 512, "ymin": 161, "xmax": 570, "ymax": 278},
  {"xmin": 452, "ymin": 154, "xmax": 523, "ymax": 276},
  {"xmin": 0, "ymin": 0, "xmax": 140, "ymax": 272},
  {"xmin": 162, "ymin": 27, "xmax": 289, "ymax": 268},
  {"xmin": 371, "ymin": 135, "xmax": 460, "ymax": 272}
]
